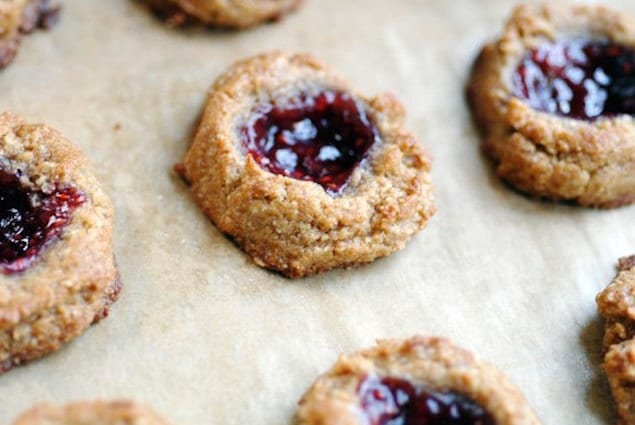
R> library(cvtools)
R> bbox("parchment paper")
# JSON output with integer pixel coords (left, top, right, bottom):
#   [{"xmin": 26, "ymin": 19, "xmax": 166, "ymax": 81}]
[{"xmin": 0, "ymin": 0, "xmax": 634, "ymax": 423}]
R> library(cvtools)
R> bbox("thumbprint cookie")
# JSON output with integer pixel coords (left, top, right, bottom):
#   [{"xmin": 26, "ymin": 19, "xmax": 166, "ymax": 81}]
[
  {"xmin": 177, "ymin": 52, "xmax": 435, "ymax": 278},
  {"xmin": 597, "ymin": 255, "xmax": 635, "ymax": 423},
  {"xmin": 0, "ymin": 0, "xmax": 60, "ymax": 68},
  {"xmin": 0, "ymin": 112, "xmax": 120, "ymax": 373},
  {"xmin": 297, "ymin": 336, "xmax": 541, "ymax": 425},
  {"xmin": 12, "ymin": 401, "xmax": 170, "ymax": 425},
  {"xmin": 468, "ymin": 4, "xmax": 635, "ymax": 207},
  {"xmin": 143, "ymin": 0, "xmax": 301, "ymax": 28}
]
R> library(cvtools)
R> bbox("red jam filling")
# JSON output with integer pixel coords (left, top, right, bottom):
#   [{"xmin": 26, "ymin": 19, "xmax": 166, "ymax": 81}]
[
  {"xmin": 513, "ymin": 39, "xmax": 635, "ymax": 120},
  {"xmin": 358, "ymin": 376, "xmax": 496, "ymax": 425},
  {"xmin": 0, "ymin": 170, "xmax": 85, "ymax": 274},
  {"xmin": 241, "ymin": 90, "xmax": 380, "ymax": 195}
]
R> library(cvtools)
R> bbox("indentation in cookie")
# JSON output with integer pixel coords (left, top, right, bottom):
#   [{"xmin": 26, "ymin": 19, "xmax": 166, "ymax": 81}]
[
  {"xmin": 0, "ymin": 169, "xmax": 85, "ymax": 273},
  {"xmin": 241, "ymin": 90, "xmax": 380, "ymax": 195},
  {"xmin": 358, "ymin": 375, "xmax": 495, "ymax": 425},
  {"xmin": 513, "ymin": 39, "xmax": 635, "ymax": 120}
]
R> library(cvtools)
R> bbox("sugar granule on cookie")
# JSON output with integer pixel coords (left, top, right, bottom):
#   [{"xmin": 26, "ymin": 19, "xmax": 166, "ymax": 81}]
[
  {"xmin": 12, "ymin": 400, "xmax": 171, "ymax": 425},
  {"xmin": 297, "ymin": 336, "xmax": 541, "ymax": 425},
  {"xmin": 0, "ymin": 0, "xmax": 60, "ymax": 68},
  {"xmin": 177, "ymin": 52, "xmax": 436, "ymax": 278},
  {"xmin": 467, "ymin": 4, "xmax": 635, "ymax": 208},
  {"xmin": 597, "ymin": 255, "xmax": 635, "ymax": 424},
  {"xmin": 141, "ymin": 0, "xmax": 302, "ymax": 29},
  {"xmin": 0, "ymin": 112, "xmax": 120, "ymax": 374}
]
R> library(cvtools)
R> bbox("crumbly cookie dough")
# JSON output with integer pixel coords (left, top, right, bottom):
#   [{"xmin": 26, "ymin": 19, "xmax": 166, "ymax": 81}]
[
  {"xmin": 177, "ymin": 52, "xmax": 436, "ymax": 278},
  {"xmin": 597, "ymin": 255, "xmax": 635, "ymax": 424},
  {"xmin": 12, "ymin": 401, "xmax": 170, "ymax": 425},
  {"xmin": 142, "ymin": 0, "xmax": 301, "ymax": 29},
  {"xmin": 297, "ymin": 336, "xmax": 541, "ymax": 425},
  {"xmin": 0, "ymin": 112, "xmax": 120, "ymax": 373},
  {"xmin": 0, "ymin": 0, "xmax": 59, "ymax": 68},
  {"xmin": 467, "ymin": 4, "xmax": 635, "ymax": 208}
]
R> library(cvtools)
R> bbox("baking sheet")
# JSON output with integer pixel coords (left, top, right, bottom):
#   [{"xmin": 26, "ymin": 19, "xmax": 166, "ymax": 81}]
[{"xmin": 0, "ymin": 0, "xmax": 634, "ymax": 423}]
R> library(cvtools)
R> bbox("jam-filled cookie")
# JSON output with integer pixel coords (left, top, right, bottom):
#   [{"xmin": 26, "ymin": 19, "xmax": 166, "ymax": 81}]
[
  {"xmin": 177, "ymin": 52, "xmax": 435, "ymax": 278},
  {"xmin": 0, "ymin": 0, "xmax": 60, "ymax": 68},
  {"xmin": 0, "ymin": 112, "xmax": 120, "ymax": 373},
  {"xmin": 468, "ymin": 4, "xmax": 635, "ymax": 207},
  {"xmin": 12, "ymin": 401, "xmax": 170, "ymax": 425},
  {"xmin": 142, "ymin": 0, "xmax": 301, "ymax": 29},
  {"xmin": 297, "ymin": 336, "xmax": 541, "ymax": 425},
  {"xmin": 597, "ymin": 255, "xmax": 635, "ymax": 423}
]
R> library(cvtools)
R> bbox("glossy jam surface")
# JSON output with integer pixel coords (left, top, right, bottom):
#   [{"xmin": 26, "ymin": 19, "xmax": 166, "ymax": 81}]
[
  {"xmin": 0, "ymin": 170, "xmax": 85, "ymax": 274},
  {"xmin": 241, "ymin": 90, "xmax": 380, "ymax": 195},
  {"xmin": 358, "ymin": 376, "xmax": 496, "ymax": 425},
  {"xmin": 513, "ymin": 39, "xmax": 635, "ymax": 120}
]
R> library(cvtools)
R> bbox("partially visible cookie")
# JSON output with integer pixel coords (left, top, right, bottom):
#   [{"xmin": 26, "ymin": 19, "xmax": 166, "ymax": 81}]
[
  {"xmin": 12, "ymin": 401, "xmax": 170, "ymax": 425},
  {"xmin": 0, "ymin": 112, "xmax": 120, "ymax": 373},
  {"xmin": 467, "ymin": 4, "xmax": 635, "ymax": 207},
  {"xmin": 0, "ymin": 0, "xmax": 60, "ymax": 68},
  {"xmin": 177, "ymin": 52, "xmax": 435, "ymax": 278},
  {"xmin": 597, "ymin": 255, "xmax": 635, "ymax": 423},
  {"xmin": 297, "ymin": 336, "xmax": 541, "ymax": 425},
  {"xmin": 142, "ymin": 0, "xmax": 301, "ymax": 29}
]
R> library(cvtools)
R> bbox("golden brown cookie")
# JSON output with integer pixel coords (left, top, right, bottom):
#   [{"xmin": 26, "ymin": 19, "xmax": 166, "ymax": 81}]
[
  {"xmin": 0, "ymin": 0, "xmax": 60, "ymax": 68},
  {"xmin": 597, "ymin": 255, "xmax": 635, "ymax": 424},
  {"xmin": 142, "ymin": 0, "xmax": 301, "ymax": 29},
  {"xmin": 467, "ymin": 4, "xmax": 635, "ymax": 208},
  {"xmin": 12, "ymin": 401, "xmax": 170, "ymax": 425},
  {"xmin": 297, "ymin": 336, "xmax": 541, "ymax": 425},
  {"xmin": 177, "ymin": 52, "xmax": 435, "ymax": 278},
  {"xmin": 0, "ymin": 112, "xmax": 120, "ymax": 373}
]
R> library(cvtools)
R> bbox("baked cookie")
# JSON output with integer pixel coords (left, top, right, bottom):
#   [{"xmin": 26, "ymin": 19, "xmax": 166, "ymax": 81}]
[
  {"xmin": 468, "ymin": 4, "xmax": 635, "ymax": 208},
  {"xmin": 297, "ymin": 336, "xmax": 541, "ymax": 425},
  {"xmin": 12, "ymin": 401, "xmax": 170, "ymax": 425},
  {"xmin": 177, "ymin": 52, "xmax": 435, "ymax": 278},
  {"xmin": 0, "ymin": 112, "xmax": 120, "ymax": 373},
  {"xmin": 0, "ymin": 0, "xmax": 60, "ymax": 68},
  {"xmin": 597, "ymin": 255, "xmax": 635, "ymax": 424},
  {"xmin": 142, "ymin": 0, "xmax": 301, "ymax": 29}
]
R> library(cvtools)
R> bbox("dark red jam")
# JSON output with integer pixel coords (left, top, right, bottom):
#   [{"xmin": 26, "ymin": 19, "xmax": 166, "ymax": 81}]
[
  {"xmin": 0, "ymin": 170, "xmax": 85, "ymax": 274},
  {"xmin": 358, "ymin": 376, "xmax": 496, "ymax": 425},
  {"xmin": 513, "ymin": 39, "xmax": 635, "ymax": 120},
  {"xmin": 241, "ymin": 90, "xmax": 380, "ymax": 195}
]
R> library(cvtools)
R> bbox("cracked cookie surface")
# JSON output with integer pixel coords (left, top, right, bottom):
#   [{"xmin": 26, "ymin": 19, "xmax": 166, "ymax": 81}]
[
  {"xmin": 296, "ymin": 336, "xmax": 541, "ymax": 425},
  {"xmin": 12, "ymin": 400, "xmax": 170, "ymax": 425},
  {"xmin": 597, "ymin": 255, "xmax": 635, "ymax": 424},
  {"xmin": 468, "ymin": 4, "xmax": 635, "ymax": 207},
  {"xmin": 0, "ymin": 112, "xmax": 120, "ymax": 374},
  {"xmin": 177, "ymin": 52, "xmax": 435, "ymax": 278}
]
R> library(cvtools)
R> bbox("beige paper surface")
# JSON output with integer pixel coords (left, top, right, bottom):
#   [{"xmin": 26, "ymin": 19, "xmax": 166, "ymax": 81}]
[{"xmin": 1, "ymin": 0, "xmax": 634, "ymax": 423}]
